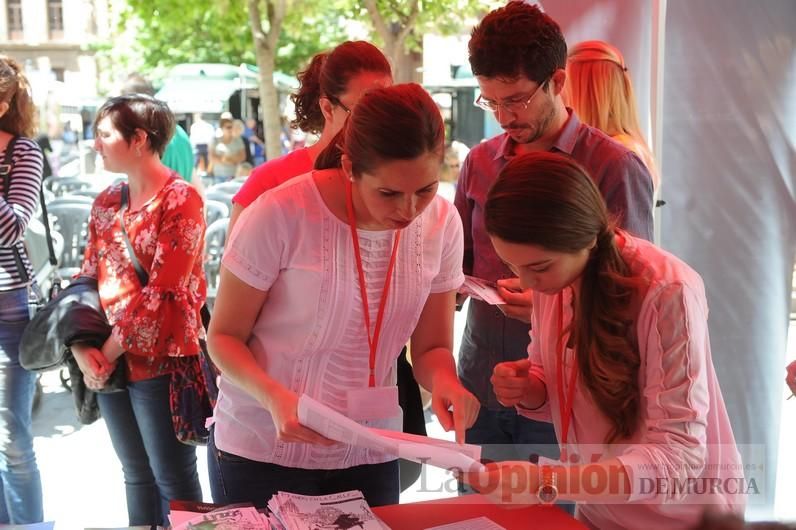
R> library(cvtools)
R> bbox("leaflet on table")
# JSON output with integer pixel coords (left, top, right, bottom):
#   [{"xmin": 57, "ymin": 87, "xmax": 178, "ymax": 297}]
[
  {"xmin": 267, "ymin": 489, "xmax": 389, "ymax": 530},
  {"xmin": 169, "ymin": 505, "xmax": 268, "ymax": 529},
  {"xmin": 298, "ymin": 395, "xmax": 485, "ymax": 473},
  {"xmin": 425, "ymin": 516, "xmax": 507, "ymax": 530},
  {"xmin": 458, "ymin": 275, "xmax": 505, "ymax": 305}
]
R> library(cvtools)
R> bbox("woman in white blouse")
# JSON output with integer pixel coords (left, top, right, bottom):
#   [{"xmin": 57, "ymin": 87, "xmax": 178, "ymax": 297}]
[{"xmin": 207, "ymin": 83, "xmax": 479, "ymax": 507}]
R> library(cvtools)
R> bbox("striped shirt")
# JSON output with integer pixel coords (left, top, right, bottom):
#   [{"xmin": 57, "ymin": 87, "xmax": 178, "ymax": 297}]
[{"xmin": 0, "ymin": 137, "xmax": 43, "ymax": 291}]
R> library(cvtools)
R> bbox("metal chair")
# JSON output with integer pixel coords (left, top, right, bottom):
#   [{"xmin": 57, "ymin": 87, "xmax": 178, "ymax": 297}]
[
  {"xmin": 204, "ymin": 218, "xmax": 229, "ymax": 307},
  {"xmin": 46, "ymin": 201, "xmax": 93, "ymax": 279},
  {"xmin": 24, "ymin": 217, "xmax": 65, "ymax": 294},
  {"xmin": 68, "ymin": 189, "xmax": 100, "ymax": 199},
  {"xmin": 206, "ymin": 181, "xmax": 243, "ymax": 196},
  {"xmin": 205, "ymin": 199, "xmax": 229, "ymax": 227},
  {"xmin": 47, "ymin": 176, "xmax": 93, "ymax": 197},
  {"xmin": 204, "ymin": 190, "xmax": 234, "ymax": 214},
  {"xmin": 48, "ymin": 194, "xmax": 94, "ymax": 205}
]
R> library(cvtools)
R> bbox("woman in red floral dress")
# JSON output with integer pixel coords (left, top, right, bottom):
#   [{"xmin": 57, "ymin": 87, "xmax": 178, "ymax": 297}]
[{"xmin": 71, "ymin": 94, "xmax": 206, "ymax": 526}]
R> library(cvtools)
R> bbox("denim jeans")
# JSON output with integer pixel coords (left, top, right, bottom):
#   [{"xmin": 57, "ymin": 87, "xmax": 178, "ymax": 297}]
[
  {"xmin": 0, "ymin": 287, "xmax": 43, "ymax": 524},
  {"xmin": 208, "ymin": 429, "xmax": 400, "ymax": 508},
  {"xmin": 97, "ymin": 374, "xmax": 202, "ymax": 526}
]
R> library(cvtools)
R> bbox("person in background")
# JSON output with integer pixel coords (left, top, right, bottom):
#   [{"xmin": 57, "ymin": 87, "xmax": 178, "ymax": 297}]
[
  {"xmin": 565, "ymin": 40, "xmax": 660, "ymax": 191},
  {"xmin": 73, "ymin": 94, "xmax": 206, "ymax": 526},
  {"xmin": 209, "ymin": 113, "xmax": 245, "ymax": 183},
  {"xmin": 463, "ymin": 151, "xmax": 744, "ymax": 529},
  {"xmin": 244, "ymin": 117, "xmax": 265, "ymax": 166},
  {"xmin": 34, "ymin": 132, "xmax": 53, "ymax": 180},
  {"xmin": 120, "ymin": 73, "xmax": 198, "ymax": 191},
  {"xmin": 229, "ymin": 40, "xmax": 392, "ymax": 234},
  {"xmin": 438, "ymin": 143, "xmax": 466, "ymax": 203},
  {"xmin": 455, "ymin": 3, "xmax": 654, "ymax": 500},
  {"xmin": 207, "ymin": 84, "xmax": 479, "ymax": 509},
  {"xmin": 0, "ymin": 54, "xmax": 44, "ymax": 525},
  {"xmin": 190, "ymin": 113, "xmax": 215, "ymax": 176},
  {"xmin": 235, "ymin": 161, "xmax": 253, "ymax": 181},
  {"xmin": 233, "ymin": 119, "xmax": 253, "ymax": 166}
]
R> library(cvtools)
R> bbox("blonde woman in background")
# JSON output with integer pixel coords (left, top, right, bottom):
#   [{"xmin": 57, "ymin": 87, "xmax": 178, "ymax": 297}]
[{"xmin": 565, "ymin": 40, "xmax": 660, "ymax": 192}]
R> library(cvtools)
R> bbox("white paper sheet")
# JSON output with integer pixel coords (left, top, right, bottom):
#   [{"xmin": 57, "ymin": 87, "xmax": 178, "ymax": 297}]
[
  {"xmin": 425, "ymin": 516, "xmax": 507, "ymax": 530},
  {"xmin": 458, "ymin": 275, "xmax": 505, "ymax": 305},
  {"xmin": 298, "ymin": 395, "xmax": 485, "ymax": 473}
]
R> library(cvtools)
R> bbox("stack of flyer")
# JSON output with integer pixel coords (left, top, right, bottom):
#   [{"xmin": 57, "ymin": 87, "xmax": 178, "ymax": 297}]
[
  {"xmin": 169, "ymin": 503, "xmax": 268, "ymax": 529},
  {"xmin": 267, "ymin": 490, "xmax": 389, "ymax": 530}
]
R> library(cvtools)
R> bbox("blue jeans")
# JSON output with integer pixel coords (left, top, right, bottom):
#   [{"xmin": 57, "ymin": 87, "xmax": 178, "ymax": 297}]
[
  {"xmin": 208, "ymin": 430, "xmax": 399, "ymax": 508},
  {"xmin": 97, "ymin": 374, "xmax": 202, "ymax": 526},
  {"xmin": 0, "ymin": 287, "xmax": 43, "ymax": 524}
]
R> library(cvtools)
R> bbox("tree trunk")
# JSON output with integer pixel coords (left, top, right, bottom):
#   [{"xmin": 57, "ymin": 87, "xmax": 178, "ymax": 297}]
[
  {"xmin": 247, "ymin": 0, "xmax": 286, "ymax": 160},
  {"xmin": 255, "ymin": 54, "xmax": 282, "ymax": 160},
  {"xmin": 392, "ymin": 47, "xmax": 423, "ymax": 84}
]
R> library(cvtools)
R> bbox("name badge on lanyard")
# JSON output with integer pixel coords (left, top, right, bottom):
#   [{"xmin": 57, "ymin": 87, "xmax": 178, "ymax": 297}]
[
  {"xmin": 346, "ymin": 385, "xmax": 401, "ymax": 421},
  {"xmin": 344, "ymin": 177, "xmax": 402, "ymax": 422}
]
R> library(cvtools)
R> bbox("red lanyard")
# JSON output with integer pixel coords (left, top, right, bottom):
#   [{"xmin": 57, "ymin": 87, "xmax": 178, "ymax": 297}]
[
  {"xmin": 555, "ymin": 292, "xmax": 579, "ymax": 459},
  {"xmin": 345, "ymin": 178, "xmax": 401, "ymax": 387}
]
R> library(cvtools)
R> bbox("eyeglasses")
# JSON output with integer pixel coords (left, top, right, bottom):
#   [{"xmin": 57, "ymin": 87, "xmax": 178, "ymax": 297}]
[{"xmin": 474, "ymin": 78, "xmax": 550, "ymax": 114}]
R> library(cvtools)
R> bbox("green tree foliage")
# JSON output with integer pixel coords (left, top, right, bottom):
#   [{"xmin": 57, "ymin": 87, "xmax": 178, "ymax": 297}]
[
  {"xmin": 360, "ymin": 0, "xmax": 499, "ymax": 82},
  {"xmin": 123, "ymin": 0, "xmax": 255, "ymax": 70},
  {"xmin": 121, "ymin": 0, "xmax": 349, "ymax": 78}
]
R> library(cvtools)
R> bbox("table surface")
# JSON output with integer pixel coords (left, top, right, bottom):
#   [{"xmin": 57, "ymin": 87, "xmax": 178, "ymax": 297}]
[{"xmin": 373, "ymin": 495, "xmax": 587, "ymax": 529}]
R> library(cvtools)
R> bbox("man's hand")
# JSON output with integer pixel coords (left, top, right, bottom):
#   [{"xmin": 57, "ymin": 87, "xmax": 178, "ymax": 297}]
[{"xmin": 496, "ymin": 278, "xmax": 532, "ymax": 324}]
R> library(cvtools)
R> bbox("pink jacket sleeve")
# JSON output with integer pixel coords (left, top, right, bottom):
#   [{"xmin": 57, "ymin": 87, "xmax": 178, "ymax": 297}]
[{"xmin": 618, "ymin": 281, "xmax": 711, "ymax": 502}]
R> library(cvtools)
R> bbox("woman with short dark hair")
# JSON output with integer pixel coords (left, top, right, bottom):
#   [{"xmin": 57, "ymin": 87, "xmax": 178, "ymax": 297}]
[{"xmin": 72, "ymin": 94, "xmax": 206, "ymax": 526}]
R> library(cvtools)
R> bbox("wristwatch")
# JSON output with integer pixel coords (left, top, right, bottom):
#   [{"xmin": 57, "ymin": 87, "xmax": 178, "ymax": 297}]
[{"xmin": 536, "ymin": 465, "xmax": 558, "ymax": 504}]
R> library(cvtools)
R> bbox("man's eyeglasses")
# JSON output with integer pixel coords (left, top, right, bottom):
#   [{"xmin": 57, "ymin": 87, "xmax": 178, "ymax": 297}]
[{"xmin": 474, "ymin": 77, "xmax": 551, "ymax": 114}]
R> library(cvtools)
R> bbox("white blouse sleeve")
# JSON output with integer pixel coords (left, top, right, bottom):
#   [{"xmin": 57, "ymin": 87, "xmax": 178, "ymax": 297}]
[
  {"xmin": 222, "ymin": 193, "xmax": 288, "ymax": 291},
  {"xmin": 429, "ymin": 205, "xmax": 465, "ymax": 293}
]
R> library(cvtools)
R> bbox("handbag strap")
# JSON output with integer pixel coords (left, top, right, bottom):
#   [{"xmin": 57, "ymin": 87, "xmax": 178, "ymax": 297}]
[
  {"xmin": 119, "ymin": 183, "xmax": 211, "ymax": 331},
  {"xmin": 39, "ymin": 185, "xmax": 58, "ymax": 267},
  {"xmin": 119, "ymin": 183, "xmax": 149, "ymax": 287}
]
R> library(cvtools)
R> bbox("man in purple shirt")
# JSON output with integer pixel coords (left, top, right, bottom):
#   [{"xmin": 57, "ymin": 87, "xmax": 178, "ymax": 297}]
[{"xmin": 455, "ymin": 1, "xmax": 654, "ymax": 492}]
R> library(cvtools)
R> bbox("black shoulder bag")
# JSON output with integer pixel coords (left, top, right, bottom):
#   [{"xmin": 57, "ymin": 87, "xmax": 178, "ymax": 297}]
[{"xmin": 120, "ymin": 184, "xmax": 218, "ymax": 445}]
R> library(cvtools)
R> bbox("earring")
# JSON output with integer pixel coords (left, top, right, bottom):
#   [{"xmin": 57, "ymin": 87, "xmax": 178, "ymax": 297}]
[{"xmin": 135, "ymin": 146, "xmax": 142, "ymax": 157}]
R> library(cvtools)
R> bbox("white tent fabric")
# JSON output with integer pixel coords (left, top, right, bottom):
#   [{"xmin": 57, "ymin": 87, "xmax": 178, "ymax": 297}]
[
  {"xmin": 540, "ymin": 0, "xmax": 795, "ymax": 519},
  {"xmin": 659, "ymin": 0, "xmax": 795, "ymax": 519}
]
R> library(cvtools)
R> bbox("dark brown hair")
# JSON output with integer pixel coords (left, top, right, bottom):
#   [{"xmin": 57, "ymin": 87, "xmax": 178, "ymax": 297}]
[
  {"xmin": 469, "ymin": 2, "xmax": 566, "ymax": 84},
  {"xmin": 93, "ymin": 94, "xmax": 175, "ymax": 157},
  {"xmin": 314, "ymin": 83, "xmax": 444, "ymax": 176},
  {"xmin": 290, "ymin": 41, "xmax": 391, "ymax": 134},
  {"xmin": 485, "ymin": 151, "xmax": 643, "ymax": 443},
  {"xmin": 0, "ymin": 55, "xmax": 36, "ymax": 137}
]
